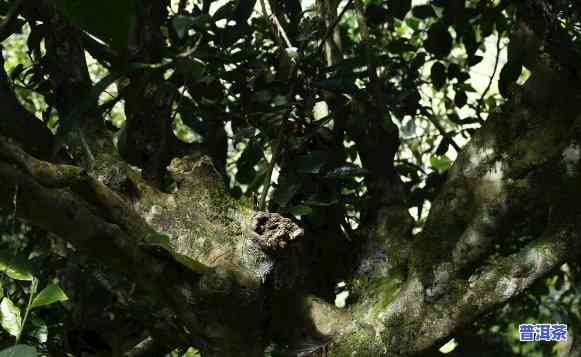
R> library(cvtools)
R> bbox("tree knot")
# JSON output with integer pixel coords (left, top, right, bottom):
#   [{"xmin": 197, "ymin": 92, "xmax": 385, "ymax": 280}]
[{"xmin": 251, "ymin": 212, "xmax": 304, "ymax": 252}]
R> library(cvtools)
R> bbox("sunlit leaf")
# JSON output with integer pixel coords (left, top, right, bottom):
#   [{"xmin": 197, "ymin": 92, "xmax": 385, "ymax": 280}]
[
  {"xmin": 182, "ymin": 347, "xmax": 202, "ymax": 357},
  {"xmin": 30, "ymin": 284, "xmax": 68, "ymax": 309},
  {"xmin": 430, "ymin": 155, "xmax": 452, "ymax": 172},
  {"xmin": 0, "ymin": 297, "xmax": 22, "ymax": 337},
  {"xmin": 0, "ymin": 252, "xmax": 33, "ymax": 281}
]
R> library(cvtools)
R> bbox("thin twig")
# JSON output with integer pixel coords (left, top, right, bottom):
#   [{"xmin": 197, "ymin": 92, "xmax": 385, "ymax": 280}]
[
  {"xmin": 258, "ymin": 66, "xmax": 298, "ymax": 211},
  {"xmin": 256, "ymin": 1, "xmax": 298, "ymax": 211},
  {"xmin": 259, "ymin": 0, "xmax": 293, "ymax": 49},
  {"xmin": 423, "ymin": 99, "xmax": 461, "ymax": 152},
  {"xmin": 476, "ymin": 33, "xmax": 502, "ymax": 123},
  {"xmin": 394, "ymin": 159, "xmax": 428, "ymax": 175},
  {"xmin": 11, "ymin": 184, "xmax": 18, "ymax": 235},
  {"xmin": 317, "ymin": 0, "xmax": 354, "ymax": 58},
  {"xmin": 178, "ymin": 0, "xmax": 188, "ymax": 14},
  {"xmin": 258, "ymin": 126, "xmax": 284, "ymax": 211}
]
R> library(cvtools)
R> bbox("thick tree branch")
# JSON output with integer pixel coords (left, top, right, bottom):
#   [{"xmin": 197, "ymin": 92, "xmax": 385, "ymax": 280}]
[
  {"xmin": 0, "ymin": 139, "xmax": 272, "ymax": 355},
  {"xmin": 413, "ymin": 218, "xmax": 581, "ymax": 352},
  {"xmin": 0, "ymin": 133, "xmax": 313, "ymax": 355},
  {"xmin": 297, "ymin": 18, "xmax": 581, "ymax": 356}
]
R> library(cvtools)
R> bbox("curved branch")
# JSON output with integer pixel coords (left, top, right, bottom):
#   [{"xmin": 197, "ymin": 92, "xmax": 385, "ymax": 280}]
[
  {"xmin": 0, "ymin": 52, "xmax": 56, "ymax": 160},
  {"xmin": 0, "ymin": 136, "xmax": 262, "ymax": 354},
  {"xmin": 413, "ymin": 219, "xmax": 581, "ymax": 352}
]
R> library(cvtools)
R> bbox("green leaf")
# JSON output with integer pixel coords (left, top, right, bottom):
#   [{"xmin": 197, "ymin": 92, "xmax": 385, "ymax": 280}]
[
  {"xmin": 192, "ymin": 14, "xmax": 213, "ymax": 30},
  {"xmin": 235, "ymin": 164, "xmax": 256, "ymax": 185},
  {"xmin": 236, "ymin": 141, "xmax": 262, "ymax": 185},
  {"xmin": 29, "ymin": 319, "xmax": 48, "ymax": 344},
  {"xmin": 0, "ymin": 297, "xmax": 22, "ymax": 337},
  {"xmin": 430, "ymin": 62, "xmax": 447, "ymax": 90},
  {"xmin": 213, "ymin": 2, "xmax": 236, "ymax": 21},
  {"xmin": 387, "ymin": 39, "xmax": 416, "ymax": 53},
  {"xmin": 425, "ymin": 22, "xmax": 453, "ymax": 58},
  {"xmin": 0, "ymin": 252, "xmax": 33, "ymax": 281},
  {"xmin": 391, "ymin": 0, "xmax": 412, "ymax": 20},
  {"xmin": 314, "ymin": 78, "xmax": 358, "ymax": 95},
  {"xmin": 454, "ymin": 90, "xmax": 467, "ymax": 108},
  {"xmin": 245, "ymin": 163, "xmax": 268, "ymax": 194},
  {"xmin": 430, "ymin": 155, "xmax": 452, "ymax": 172},
  {"xmin": 404, "ymin": 17, "xmax": 419, "ymax": 31},
  {"xmin": 447, "ymin": 63, "xmax": 461, "ymax": 79},
  {"xmin": 173, "ymin": 58, "xmax": 205, "ymax": 81},
  {"xmin": 235, "ymin": 0, "xmax": 257, "ymax": 25},
  {"xmin": 30, "ymin": 284, "xmax": 68, "ymax": 309},
  {"xmin": 467, "ymin": 55, "xmax": 484, "ymax": 66},
  {"xmin": 459, "ymin": 24, "xmax": 478, "ymax": 57},
  {"xmin": 50, "ymin": 0, "xmax": 137, "ymax": 52},
  {"xmin": 412, "ymin": 5, "xmax": 436, "ymax": 19},
  {"xmin": 295, "ymin": 151, "xmax": 328, "ymax": 174},
  {"xmin": 288, "ymin": 205, "xmax": 314, "ymax": 216},
  {"xmin": 272, "ymin": 174, "xmax": 303, "ymax": 208},
  {"xmin": 305, "ymin": 197, "xmax": 339, "ymax": 207},
  {"xmin": 325, "ymin": 164, "xmax": 369, "ymax": 179},
  {"xmin": 0, "ymin": 345, "xmax": 37, "ymax": 357},
  {"xmin": 27, "ymin": 24, "xmax": 46, "ymax": 57},
  {"xmin": 214, "ymin": 24, "xmax": 249, "ymax": 47},
  {"xmin": 442, "ymin": 0, "xmax": 466, "ymax": 24},
  {"xmin": 239, "ymin": 141, "xmax": 263, "ymax": 168},
  {"xmin": 436, "ymin": 137, "xmax": 450, "ymax": 156},
  {"xmin": 171, "ymin": 14, "xmax": 212, "ymax": 40},
  {"xmin": 499, "ymin": 61, "xmax": 522, "ymax": 98},
  {"xmin": 172, "ymin": 15, "xmax": 195, "ymax": 40}
]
